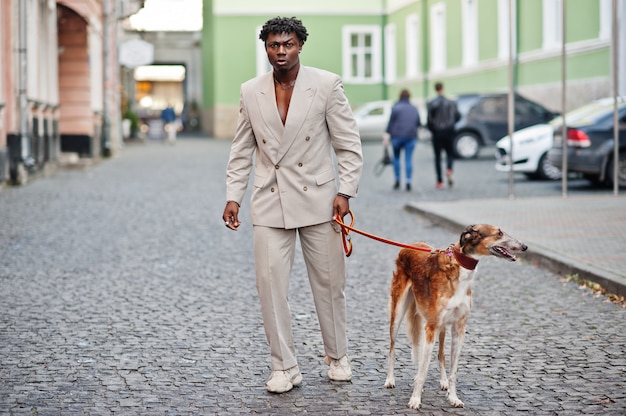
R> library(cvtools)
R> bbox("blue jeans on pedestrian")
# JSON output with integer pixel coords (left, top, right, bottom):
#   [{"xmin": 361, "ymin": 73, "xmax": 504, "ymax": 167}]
[{"xmin": 391, "ymin": 136, "xmax": 417, "ymax": 184}]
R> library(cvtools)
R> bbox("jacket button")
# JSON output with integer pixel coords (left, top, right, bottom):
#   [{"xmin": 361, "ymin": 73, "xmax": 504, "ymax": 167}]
[
  {"xmin": 305, "ymin": 136, "xmax": 310, "ymax": 141},
  {"xmin": 275, "ymin": 165, "xmax": 279, "ymax": 169},
  {"xmin": 271, "ymin": 187, "xmax": 275, "ymax": 192},
  {"xmin": 303, "ymin": 186, "xmax": 308, "ymax": 191},
  {"xmin": 262, "ymin": 139, "xmax": 267, "ymax": 143},
  {"xmin": 298, "ymin": 163, "xmax": 303, "ymax": 167}
]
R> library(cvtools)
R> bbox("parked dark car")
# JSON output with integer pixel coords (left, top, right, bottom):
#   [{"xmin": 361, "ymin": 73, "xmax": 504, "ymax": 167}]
[
  {"xmin": 548, "ymin": 98, "xmax": 626, "ymax": 188},
  {"xmin": 452, "ymin": 93, "xmax": 558, "ymax": 159}
]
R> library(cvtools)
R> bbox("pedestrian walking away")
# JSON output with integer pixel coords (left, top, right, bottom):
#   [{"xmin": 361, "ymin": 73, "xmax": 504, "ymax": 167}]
[
  {"xmin": 221, "ymin": 16, "xmax": 363, "ymax": 394},
  {"xmin": 161, "ymin": 104, "xmax": 177, "ymax": 144},
  {"xmin": 427, "ymin": 82, "xmax": 460, "ymax": 189},
  {"xmin": 385, "ymin": 89, "xmax": 421, "ymax": 192}
]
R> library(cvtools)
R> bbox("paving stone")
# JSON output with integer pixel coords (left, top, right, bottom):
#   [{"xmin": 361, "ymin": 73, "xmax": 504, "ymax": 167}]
[{"xmin": 0, "ymin": 139, "xmax": 624, "ymax": 415}]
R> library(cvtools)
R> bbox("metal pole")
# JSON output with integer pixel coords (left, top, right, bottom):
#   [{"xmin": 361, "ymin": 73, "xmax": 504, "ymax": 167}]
[
  {"xmin": 611, "ymin": 0, "xmax": 619, "ymax": 195},
  {"xmin": 560, "ymin": 0, "xmax": 568, "ymax": 198},
  {"xmin": 381, "ymin": 0, "xmax": 387, "ymax": 100},
  {"xmin": 507, "ymin": 0, "xmax": 515, "ymax": 199},
  {"xmin": 422, "ymin": 0, "xmax": 429, "ymax": 104}
]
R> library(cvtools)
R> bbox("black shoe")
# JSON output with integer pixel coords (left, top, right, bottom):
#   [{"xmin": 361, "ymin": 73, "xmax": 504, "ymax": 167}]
[
  {"xmin": 406, "ymin": 183, "xmax": 411, "ymax": 192},
  {"xmin": 393, "ymin": 181, "xmax": 400, "ymax": 190}
]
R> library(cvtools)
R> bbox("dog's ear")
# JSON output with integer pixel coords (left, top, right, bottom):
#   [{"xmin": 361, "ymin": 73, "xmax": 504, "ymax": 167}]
[{"xmin": 460, "ymin": 225, "xmax": 479, "ymax": 248}]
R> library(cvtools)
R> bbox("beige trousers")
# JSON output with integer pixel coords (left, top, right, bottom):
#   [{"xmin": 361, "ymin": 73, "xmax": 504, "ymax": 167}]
[{"xmin": 253, "ymin": 222, "xmax": 348, "ymax": 370}]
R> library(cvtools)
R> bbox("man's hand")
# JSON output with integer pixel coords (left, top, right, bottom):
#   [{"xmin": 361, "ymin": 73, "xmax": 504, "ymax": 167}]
[
  {"xmin": 222, "ymin": 201, "xmax": 242, "ymax": 231},
  {"xmin": 333, "ymin": 194, "xmax": 350, "ymax": 220}
]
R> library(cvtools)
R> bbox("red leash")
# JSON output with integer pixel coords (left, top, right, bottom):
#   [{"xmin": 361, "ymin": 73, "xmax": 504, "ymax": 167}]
[{"xmin": 334, "ymin": 210, "xmax": 441, "ymax": 257}]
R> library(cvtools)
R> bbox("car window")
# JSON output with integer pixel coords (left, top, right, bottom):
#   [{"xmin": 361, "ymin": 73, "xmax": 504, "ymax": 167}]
[
  {"xmin": 550, "ymin": 99, "xmax": 625, "ymax": 127},
  {"xmin": 515, "ymin": 99, "xmax": 544, "ymax": 118},
  {"xmin": 353, "ymin": 102, "xmax": 390, "ymax": 118},
  {"xmin": 568, "ymin": 104, "xmax": 626, "ymax": 128},
  {"xmin": 475, "ymin": 96, "xmax": 507, "ymax": 117},
  {"xmin": 367, "ymin": 106, "xmax": 386, "ymax": 116},
  {"xmin": 456, "ymin": 95, "xmax": 480, "ymax": 115}
]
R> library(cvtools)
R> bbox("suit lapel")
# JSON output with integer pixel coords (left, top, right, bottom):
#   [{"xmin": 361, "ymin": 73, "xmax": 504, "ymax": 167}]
[
  {"xmin": 255, "ymin": 73, "xmax": 283, "ymax": 158},
  {"xmin": 255, "ymin": 68, "xmax": 317, "ymax": 162}
]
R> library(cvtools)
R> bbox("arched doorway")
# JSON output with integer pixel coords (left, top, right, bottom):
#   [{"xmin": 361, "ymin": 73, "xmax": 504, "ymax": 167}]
[{"xmin": 57, "ymin": 5, "xmax": 99, "ymax": 157}]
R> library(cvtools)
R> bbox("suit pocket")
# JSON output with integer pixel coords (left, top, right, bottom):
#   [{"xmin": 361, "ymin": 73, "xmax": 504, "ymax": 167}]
[
  {"xmin": 314, "ymin": 169, "xmax": 335, "ymax": 186},
  {"xmin": 254, "ymin": 173, "xmax": 268, "ymax": 188}
]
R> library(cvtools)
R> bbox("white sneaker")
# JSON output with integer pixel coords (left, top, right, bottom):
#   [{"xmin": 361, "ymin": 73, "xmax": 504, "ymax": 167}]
[
  {"xmin": 324, "ymin": 355, "xmax": 352, "ymax": 381},
  {"xmin": 265, "ymin": 366, "xmax": 302, "ymax": 393}
]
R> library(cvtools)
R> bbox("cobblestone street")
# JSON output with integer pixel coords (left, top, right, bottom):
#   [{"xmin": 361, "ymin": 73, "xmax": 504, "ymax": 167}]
[{"xmin": 1, "ymin": 138, "xmax": 625, "ymax": 415}]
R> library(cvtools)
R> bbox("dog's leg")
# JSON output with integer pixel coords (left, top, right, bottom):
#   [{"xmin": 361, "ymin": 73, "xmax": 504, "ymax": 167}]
[
  {"xmin": 408, "ymin": 324, "xmax": 437, "ymax": 410},
  {"xmin": 446, "ymin": 318, "xmax": 468, "ymax": 408},
  {"xmin": 437, "ymin": 328, "xmax": 449, "ymax": 390},
  {"xmin": 406, "ymin": 301, "xmax": 421, "ymax": 368},
  {"xmin": 385, "ymin": 285, "xmax": 413, "ymax": 388}
]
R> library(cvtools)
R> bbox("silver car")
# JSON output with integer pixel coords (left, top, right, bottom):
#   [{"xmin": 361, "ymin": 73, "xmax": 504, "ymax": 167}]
[
  {"xmin": 353, "ymin": 100, "xmax": 393, "ymax": 142},
  {"xmin": 353, "ymin": 100, "xmax": 429, "ymax": 142}
]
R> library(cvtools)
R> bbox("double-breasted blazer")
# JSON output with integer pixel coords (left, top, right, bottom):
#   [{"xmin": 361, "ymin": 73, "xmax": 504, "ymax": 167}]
[{"xmin": 226, "ymin": 66, "xmax": 363, "ymax": 229}]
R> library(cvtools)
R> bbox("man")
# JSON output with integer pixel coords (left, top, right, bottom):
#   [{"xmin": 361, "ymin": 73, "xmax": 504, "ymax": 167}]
[
  {"xmin": 385, "ymin": 89, "xmax": 421, "ymax": 191},
  {"xmin": 222, "ymin": 17, "xmax": 363, "ymax": 394},
  {"xmin": 427, "ymin": 82, "xmax": 461, "ymax": 189}
]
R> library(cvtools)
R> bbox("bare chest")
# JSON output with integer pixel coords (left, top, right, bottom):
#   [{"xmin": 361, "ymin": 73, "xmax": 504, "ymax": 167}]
[{"xmin": 275, "ymin": 84, "xmax": 293, "ymax": 125}]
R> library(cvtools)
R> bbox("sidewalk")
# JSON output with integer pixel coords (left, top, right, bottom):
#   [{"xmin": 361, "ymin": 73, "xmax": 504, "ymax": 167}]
[{"xmin": 406, "ymin": 194, "xmax": 626, "ymax": 298}]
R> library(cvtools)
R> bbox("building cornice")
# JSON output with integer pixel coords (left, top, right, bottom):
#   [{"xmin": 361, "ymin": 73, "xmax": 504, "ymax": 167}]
[{"xmin": 427, "ymin": 38, "xmax": 610, "ymax": 80}]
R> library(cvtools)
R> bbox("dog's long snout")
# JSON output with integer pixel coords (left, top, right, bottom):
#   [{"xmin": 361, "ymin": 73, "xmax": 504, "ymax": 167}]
[{"xmin": 521, "ymin": 243, "xmax": 528, "ymax": 252}]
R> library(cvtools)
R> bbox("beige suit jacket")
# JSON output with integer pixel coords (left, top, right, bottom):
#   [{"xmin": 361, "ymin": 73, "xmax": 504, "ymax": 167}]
[{"xmin": 226, "ymin": 66, "xmax": 363, "ymax": 229}]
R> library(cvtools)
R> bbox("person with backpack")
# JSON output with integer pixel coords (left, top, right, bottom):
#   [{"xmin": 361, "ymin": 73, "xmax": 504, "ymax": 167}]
[{"xmin": 427, "ymin": 82, "xmax": 461, "ymax": 189}]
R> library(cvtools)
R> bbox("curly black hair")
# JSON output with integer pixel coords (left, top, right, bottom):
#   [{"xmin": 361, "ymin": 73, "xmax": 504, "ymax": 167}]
[{"xmin": 259, "ymin": 16, "xmax": 308, "ymax": 43}]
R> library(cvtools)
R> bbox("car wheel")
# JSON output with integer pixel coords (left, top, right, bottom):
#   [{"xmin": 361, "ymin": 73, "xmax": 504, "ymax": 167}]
[
  {"xmin": 536, "ymin": 153, "xmax": 562, "ymax": 180},
  {"xmin": 453, "ymin": 132, "xmax": 481, "ymax": 159},
  {"xmin": 605, "ymin": 153, "xmax": 626, "ymax": 188}
]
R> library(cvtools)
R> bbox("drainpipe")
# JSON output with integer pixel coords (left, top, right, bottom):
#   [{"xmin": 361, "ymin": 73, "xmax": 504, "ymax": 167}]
[
  {"xmin": 13, "ymin": 0, "xmax": 34, "ymax": 182},
  {"xmin": 101, "ymin": 0, "xmax": 111, "ymax": 156}
]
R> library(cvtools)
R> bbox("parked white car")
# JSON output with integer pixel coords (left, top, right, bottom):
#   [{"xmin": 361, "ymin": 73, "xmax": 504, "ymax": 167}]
[{"xmin": 495, "ymin": 123, "xmax": 560, "ymax": 180}]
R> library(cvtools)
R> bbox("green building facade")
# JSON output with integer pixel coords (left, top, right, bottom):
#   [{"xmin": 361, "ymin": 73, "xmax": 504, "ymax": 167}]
[{"xmin": 202, "ymin": 0, "xmax": 623, "ymax": 139}]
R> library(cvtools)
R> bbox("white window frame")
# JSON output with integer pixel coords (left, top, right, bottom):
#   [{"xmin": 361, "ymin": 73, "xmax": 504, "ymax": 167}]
[
  {"xmin": 384, "ymin": 23, "xmax": 397, "ymax": 84},
  {"xmin": 342, "ymin": 25, "xmax": 382, "ymax": 84},
  {"xmin": 430, "ymin": 2, "xmax": 446, "ymax": 73},
  {"xmin": 599, "ymin": 0, "xmax": 611, "ymax": 40},
  {"xmin": 542, "ymin": 0, "xmax": 563, "ymax": 50},
  {"xmin": 405, "ymin": 13, "xmax": 419, "ymax": 78},
  {"xmin": 256, "ymin": 25, "xmax": 271, "ymax": 77},
  {"xmin": 498, "ymin": 0, "xmax": 518, "ymax": 60},
  {"xmin": 462, "ymin": 0, "xmax": 479, "ymax": 67}
]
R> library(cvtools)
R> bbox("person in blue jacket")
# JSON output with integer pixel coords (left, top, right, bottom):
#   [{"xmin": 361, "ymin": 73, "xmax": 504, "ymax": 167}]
[
  {"xmin": 161, "ymin": 104, "xmax": 177, "ymax": 144},
  {"xmin": 385, "ymin": 89, "xmax": 421, "ymax": 191}
]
